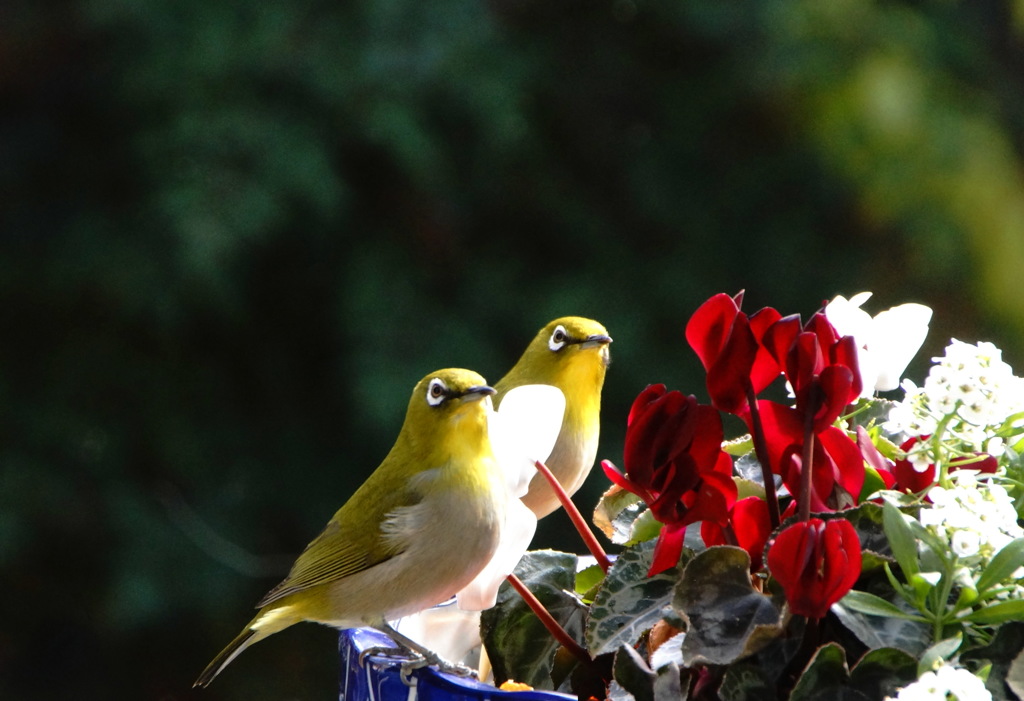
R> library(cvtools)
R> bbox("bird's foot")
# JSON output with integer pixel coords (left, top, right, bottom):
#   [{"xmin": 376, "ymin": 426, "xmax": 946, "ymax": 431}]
[
  {"xmin": 360, "ymin": 647, "xmax": 474, "ymax": 684},
  {"xmin": 358, "ymin": 645, "xmax": 411, "ymax": 667},
  {"xmin": 370, "ymin": 623, "xmax": 477, "ymax": 679},
  {"xmin": 427, "ymin": 656, "xmax": 476, "ymax": 678}
]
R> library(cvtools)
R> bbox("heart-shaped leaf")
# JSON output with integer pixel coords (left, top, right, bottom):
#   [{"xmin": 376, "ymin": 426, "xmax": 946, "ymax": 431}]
[
  {"xmin": 674, "ymin": 546, "xmax": 784, "ymax": 666},
  {"xmin": 586, "ymin": 539, "xmax": 686, "ymax": 657}
]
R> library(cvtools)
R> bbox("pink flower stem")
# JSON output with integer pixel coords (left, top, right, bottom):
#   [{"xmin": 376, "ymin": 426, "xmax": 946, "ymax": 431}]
[
  {"xmin": 798, "ymin": 387, "xmax": 820, "ymax": 523},
  {"xmin": 534, "ymin": 460, "xmax": 612, "ymax": 573},
  {"xmin": 746, "ymin": 388, "xmax": 781, "ymax": 530},
  {"xmin": 506, "ymin": 573, "xmax": 592, "ymax": 665}
]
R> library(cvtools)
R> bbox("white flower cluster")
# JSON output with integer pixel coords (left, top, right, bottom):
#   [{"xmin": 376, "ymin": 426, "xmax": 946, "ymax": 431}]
[
  {"xmin": 918, "ymin": 472, "xmax": 1023, "ymax": 563},
  {"xmin": 885, "ymin": 339, "xmax": 1024, "ymax": 461},
  {"xmin": 887, "ymin": 663, "xmax": 991, "ymax": 701}
]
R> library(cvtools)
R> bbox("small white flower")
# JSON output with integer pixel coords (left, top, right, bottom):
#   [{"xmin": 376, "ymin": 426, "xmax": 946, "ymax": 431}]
[
  {"xmin": 951, "ymin": 529, "xmax": 980, "ymax": 557},
  {"xmin": 986, "ymin": 437, "xmax": 1005, "ymax": 458},
  {"xmin": 910, "ymin": 451, "xmax": 933, "ymax": 474},
  {"xmin": 936, "ymin": 664, "xmax": 992, "ymax": 700},
  {"xmin": 889, "ymin": 664, "xmax": 992, "ymax": 701},
  {"xmin": 890, "ymin": 670, "xmax": 944, "ymax": 701}
]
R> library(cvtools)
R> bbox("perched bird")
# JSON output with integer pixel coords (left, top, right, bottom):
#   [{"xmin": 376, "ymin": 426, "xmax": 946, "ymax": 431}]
[
  {"xmin": 494, "ymin": 317, "xmax": 611, "ymax": 518},
  {"xmin": 195, "ymin": 369, "xmax": 505, "ymax": 687}
]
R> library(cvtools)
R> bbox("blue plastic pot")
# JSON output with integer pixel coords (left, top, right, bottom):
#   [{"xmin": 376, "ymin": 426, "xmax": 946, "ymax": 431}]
[{"xmin": 339, "ymin": 628, "xmax": 574, "ymax": 701}]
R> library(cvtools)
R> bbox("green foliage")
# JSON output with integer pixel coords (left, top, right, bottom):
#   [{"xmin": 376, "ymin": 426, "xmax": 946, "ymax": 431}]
[
  {"xmin": 961, "ymin": 622, "xmax": 1024, "ymax": 699},
  {"xmin": 481, "ymin": 550, "xmax": 585, "ymax": 690},
  {"xmin": 586, "ymin": 539, "xmax": 686, "ymax": 657},
  {"xmin": 612, "ymin": 644, "xmax": 686, "ymax": 701},
  {"xmin": 674, "ymin": 546, "xmax": 785, "ymax": 667}
]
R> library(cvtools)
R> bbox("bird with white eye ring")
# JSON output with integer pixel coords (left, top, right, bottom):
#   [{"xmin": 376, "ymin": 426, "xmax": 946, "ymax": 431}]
[
  {"xmin": 493, "ymin": 316, "xmax": 611, "ymax": 518},
  {"xmin": 194, "ymin": 368, "xmax": 505, "ymax": 687}
]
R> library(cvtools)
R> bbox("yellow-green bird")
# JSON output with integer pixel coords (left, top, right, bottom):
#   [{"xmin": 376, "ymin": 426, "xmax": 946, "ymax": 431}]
[
  {"xmin": 195, "ymin": 369, "xmax": 504, "ymax": 687},
  {"xmin": 494, "ymin": 317, "xmax": 611, "ymax": 519}
]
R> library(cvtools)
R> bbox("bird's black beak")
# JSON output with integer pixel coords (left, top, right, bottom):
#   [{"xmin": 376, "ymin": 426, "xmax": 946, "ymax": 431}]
[
  {"xmin": 460, "ymin": 385, "xmax": 497, "ymax": 401},
  {"xmin": 580, "ymin": 334, "xmax": 613, "ymax": 349}
]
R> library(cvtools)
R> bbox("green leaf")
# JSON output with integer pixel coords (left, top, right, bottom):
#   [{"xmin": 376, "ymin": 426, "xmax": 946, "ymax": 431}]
[
  {"xmin": 481, "ymin": 550, "xmax": 585, "ymax": 689},
  {"xmin": 674, "ymin": 546, "xmax": 784, "ymax": 666},
  {"xmin": 718, "ymin": 663, "xmax": 776, "ymax": 701},
  {"xmin": 839, "ymin": 591, "xmax": 929, "ymax": 622},
  {"xmin": 874, "ymin": 434, "xmax": 901, "ymax": 461},
  {"xmin": 576, "ymin": 562, "xmax": 606, "ymax": 602},
  {"xmin": 789, "ymin": 643, "xmax": 867, "ymax": 701},
  {"xmin": 858, "ymin": 468, "xmax": 889, "ymax": 503},
  {"xmin": 847, "ymin": 398, "xmax": 898, "ymax": 430},
  {"xmin": 965, "ymin": 599, "xmax": 1024, "ymax": 625},
  {"xmin": 586, "ymin": 539, "xmax": 686, "ymax": 657},
  {"xmin": 735, "ymin": 477, "xmax": 766, "ymax": 501},
  {"xmin": 848, "ymin": 648, "xmax": 918, "ymax": 700},
  {"xmin": 917, "ymin": 634, "xmax": 962, "ymax": 677},
  {"xmin": 961, "ymin": 622, "xmax": 1024, "ymax": 699},
  {"xmin": 831, "ymin": 598, "xmax": 931, "ymax": 656},
  {"xmin": 593, "ymin": 487, "xmax": 646, "ymax": 545},
  {"xmin": 906, "ymin": 519, "xmax": 952, "ymax": 569},
  {"xmin": 613, "ymin": 644, "xmax": 655, "ymax": 701},
  {"xmin": 723, "ymin": 434, "xmax": 754, "ymax": 456},
  {"xmin": 882, "ymin": 500, "xmax": 919, "ymax": 578},
  {"xmin": 627, "ymin": 508, "xmax": 662, "ymax": 546},
  {"xmin": 836, "ymin": 501, "xmax": 890, "ymax": 558},
  {"xmin": 861, "ymin": 551, "xmax": 894, "ymax": 573},
  {"xmin": 1008, "ymin": 647, "xmax": 1024, "ymax": 700},
  {"xmin": 977, "ymin": 538, "xmax": 1024, "ymax": 594}
]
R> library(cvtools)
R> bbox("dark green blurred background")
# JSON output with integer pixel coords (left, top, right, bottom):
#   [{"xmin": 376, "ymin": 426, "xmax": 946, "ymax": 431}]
[{"xmin": 4, "ymin": 0, "xmax": 1024, "ymax": 698}]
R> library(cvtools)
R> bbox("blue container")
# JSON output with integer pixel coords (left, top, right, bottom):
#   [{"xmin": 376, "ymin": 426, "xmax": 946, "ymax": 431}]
[{"xmin": 339, "ymin": 628, "xmax": 574, "ymax": 701}]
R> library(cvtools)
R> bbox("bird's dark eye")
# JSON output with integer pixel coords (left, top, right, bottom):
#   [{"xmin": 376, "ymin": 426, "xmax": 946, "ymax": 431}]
[
  {"xmin": 426, "ymin": 379, "xmax": 447, "ymax": 406},
  {"xmin": 548, "ymin": 325, "xmax": 569, "ymax": 352}
]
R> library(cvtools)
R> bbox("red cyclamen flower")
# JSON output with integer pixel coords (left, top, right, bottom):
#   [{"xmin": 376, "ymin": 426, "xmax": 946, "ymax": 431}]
[
  {"xmin": 763, "ymin": 311, "xmax": 862, "ymax": 433},
  {"xmin": 701, "ymin": 496, "xmax": 773, "ymax": 571},
  {"xmin": 603, "ymin": 384, "xmax": 736, "ymax": 575},
  {"xmin": 767, "ymin": 518, "xmax": 862, "ymax": 618},
  {"xmin": 756, "ymin": 401, "xmax": 865, "ymax": 511},
  {"xmin": 685, "ymin": 292, "xmax": 783, "ymax": 415}
]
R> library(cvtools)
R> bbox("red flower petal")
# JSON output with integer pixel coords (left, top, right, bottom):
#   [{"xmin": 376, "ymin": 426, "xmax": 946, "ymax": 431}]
[
  {"xmin": 730, "ymin": 497, "xmax": 772, "ymax": 570},
  {"xmin": 814, "ymin": 365, "xmax": 854, "ymax": 432},
  {"xmin": 804, "ymin": 311, "xmax": 839, "ymax": 348},
  {"xmin": 686, "ymin": 293, "xmax": 741, "ymax": 372},
  {"xmin": 649, "ymin": 523, "xmax": 686, "ymax": 576},
  {"xmin": 830, "ymin": 335, "xmax": 863, "ymax": 402},
  {"xmin": 855, "ymin": 426, "xmax": 892, "ymax": 475},
  {"xmin": 627, "ymin": 383, "xmax": 668, "ymax": 426},
  {"xmin": 748, "ymin": 307, "xmax": 784, "ymax": 393},
  {"xmin": 818, "ymin": 425, "xmax": 865, "ymax": 507},
  {"xmin": 892, "ymin": 436, "xmax": 935, "ymax": 493},
  {"xmin": 767, "ymin": 518, "xmax": 862, "ymax": 618},
  {"xmin": 705, "ymin": 313, "xmax": 758, "ymax": 414},
  {"xmin": 762, "ymin": 314, "xmax": 803, "ymax": 369}
]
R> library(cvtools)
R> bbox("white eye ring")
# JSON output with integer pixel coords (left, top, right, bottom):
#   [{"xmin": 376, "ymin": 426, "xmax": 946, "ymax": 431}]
[
  {"xmin": 548, "ymin": 325, "xmax": 569, "ymax": 352},
  {"xmin": 426, "ymin": 378, "xmax": 448, "ymax": 406}
]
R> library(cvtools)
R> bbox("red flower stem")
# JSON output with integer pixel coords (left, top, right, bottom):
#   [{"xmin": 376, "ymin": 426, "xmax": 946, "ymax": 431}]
[
  {"xmin": 533, "ymin": 460, "xmax": 612, "ymax": 573},
  {"xmin": 506, "ymin": 573, "xmax": 592, "ymax": 665},
  {"xmin": 798, "ymin": 387, "xmax": 820, "ymax": 523},
  {"xmin": 746, "ymin": 388, "xmax": 781, "ymax": 530}
]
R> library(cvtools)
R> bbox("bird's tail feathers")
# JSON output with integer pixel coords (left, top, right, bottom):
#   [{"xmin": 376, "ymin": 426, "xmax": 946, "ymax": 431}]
[{"xmin": 194, "ymin": 605, "xmax": 299, "ymax": 688}]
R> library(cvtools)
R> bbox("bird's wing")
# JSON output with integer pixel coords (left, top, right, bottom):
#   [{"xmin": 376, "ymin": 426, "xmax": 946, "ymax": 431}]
[{"xmin": 256, "ymin": 477, "xmax": 422, "ymax": 607}]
